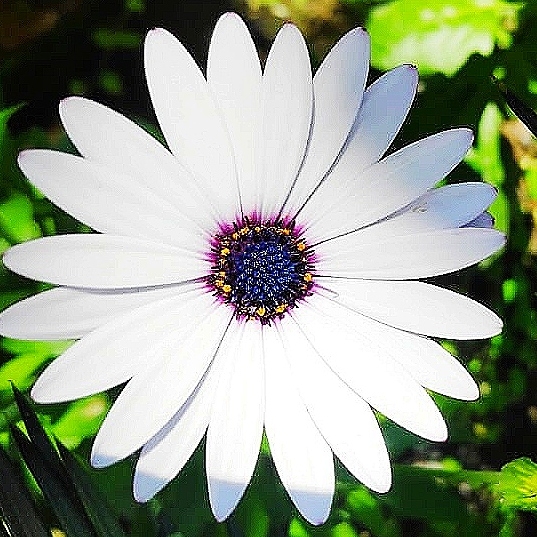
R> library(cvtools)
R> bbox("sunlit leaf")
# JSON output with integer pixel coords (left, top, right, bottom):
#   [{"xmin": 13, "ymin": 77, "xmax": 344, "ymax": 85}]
[
  {"xmin": 52, "ymin": 395, "xmax": 108, "ymax": 449},
  {"xmin": 465, "ymin": 102, "xmax": 508, "ymax": 233},
  {"xmin": 0, "ymin": 192, "xmax": 41, "ymax": 244},
  {"xmin": 367, "ymin": 0, "xmax": 520, "ymax": 76},
  {"xmin": 0, "ymin": 353, "xmax": 48, "ymax": 392},
  {"xmin": 496, "ymin": 458, "xmax": 537, "ymax": 511}
]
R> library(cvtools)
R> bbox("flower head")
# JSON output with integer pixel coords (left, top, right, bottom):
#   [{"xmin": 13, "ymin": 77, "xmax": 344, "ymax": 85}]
[{"xmin": 0, "ymin": 13, "xmax": 504, "ymax": 525}]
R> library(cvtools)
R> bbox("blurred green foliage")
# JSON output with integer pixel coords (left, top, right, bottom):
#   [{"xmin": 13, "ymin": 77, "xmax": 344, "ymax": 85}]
[{"xmin": 1, "ymin": 0, "xmax": 537, "ymax": 535}]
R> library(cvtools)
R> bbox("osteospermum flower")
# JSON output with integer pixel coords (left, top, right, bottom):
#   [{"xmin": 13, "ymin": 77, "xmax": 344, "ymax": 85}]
[{"xmin": 0, "ymin": 13, "xmax": 504, "ymax": 525}]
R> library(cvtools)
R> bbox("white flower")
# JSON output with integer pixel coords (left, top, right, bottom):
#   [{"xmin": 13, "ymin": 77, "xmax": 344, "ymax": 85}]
[{"xmin": 0, "ymin": 12, "xmax": 504, "ymax": 525}]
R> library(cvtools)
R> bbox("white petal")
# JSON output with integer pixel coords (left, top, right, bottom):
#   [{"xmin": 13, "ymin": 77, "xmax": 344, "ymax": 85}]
[
  {"xmin": 315, "ymin": 227, "xmax": 505, "ymax": 279},
  {"xmin": 206, "ymin": 322, "xmax": 264, "ymax": 521},
  {"xmin": 0, "ymin": 284, "xmax": 194, "ymax": 340},
  {"xmin": 284, "ymin": 27, "xmax": 370, "ymax": 214},
  {"xmin": 144, "ymin": 28, "xmax": 238, "ymax": 221},
  {"xmin": 263, "ymin": 328, "xmax": 334, "ymax": 525},
  {"xmin": 312, "ymin": 287, "xmax": 480, "ymax": 400},
  {"xmin": 329, "ymin": 64, "xmax": 418, "ymax": 176},
  {"xmin": 30, "ymin": 288, "xmax": 213, "ymax": 403},
  {"xmin": 134, "ymin": 344, "xmax": 226, "ymax": 502},
  {"xmin": 90, "ymin": 301, "xmax": 231, "ymax": 467},
  {"xmin": 3, "ymin": 234, "xmax": 208, "ymax": 288},
  {"xmin": 18, "ymin": 150, "xmax": 207, "ymax": 248},
  {"xmin": 274, "ymin": 319, "xmax": 391, "ymax": 492},
  {"xmin": 320, "ymin": 279, "xmax": 502, "ymax": 340},
  {"xmin": 258, "ymin": 23, "xmax": 313, "ymax": 219},
  {"xmin": 207, "ymin": 13, "xmax": 262, "ymax": 216},
  {"xmin": 301, "ymin": 129, "xmax": 474, "ymax": 242},
  {"xmin": 293, "ymin": 295, "xmax": 448, "ymax": 440},
  {"xmin": 380, "ymin": 182, "xmax": 498, "ymax": 233},
  {"xmin": 465, "ymin": 211, "xmax": 494, "ymax": 228},
  {"xmin": 58, "ymin": 97, "xmax": 214, "ymax": 230}
]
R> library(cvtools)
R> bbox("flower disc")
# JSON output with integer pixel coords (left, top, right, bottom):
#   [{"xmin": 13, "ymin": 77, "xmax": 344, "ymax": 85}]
[{"xmin": 209, "ymin": 219, "xmax": 314, "ymax": 323}]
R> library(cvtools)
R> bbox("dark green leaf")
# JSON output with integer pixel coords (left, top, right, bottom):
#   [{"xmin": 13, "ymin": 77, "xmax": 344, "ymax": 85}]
[
  {"xmin": 493, "ymin": 77, "xmax": 537, "ymax": 138},
  {"xmin": 0, "ymin": 444, "xmax": 49, "ymax": 537},
  {"xmin": 56, "ymin": 442, "xmax": 126, "ymax": 537},
  {"xmin": 11, "ymin": 386, "xmax": 72, "ymax": 492},
  {"xmin": 10, "ymin": 425, "xmax": 95, "ymax": 537}
]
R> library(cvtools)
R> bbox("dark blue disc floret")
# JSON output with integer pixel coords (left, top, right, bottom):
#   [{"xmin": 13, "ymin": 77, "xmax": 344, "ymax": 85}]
[{"xmin": 209, "ymin": 219, "xmax": 314, "ymax": 324}]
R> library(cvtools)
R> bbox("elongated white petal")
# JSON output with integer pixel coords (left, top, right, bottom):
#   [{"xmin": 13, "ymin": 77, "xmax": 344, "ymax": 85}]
[
  {"xmin": 264, "ymin": 328, "xmax": 334, "ymax": 525},
  {"xmin": 380, "ymin": 182, "xmax": 497, "ymax": 233},
  {"xmin": 0, "ymin": 284, "xmax": 196, "ymax": 340},
  {"xmin": 3, "ymin": 235, "xmax": 207, "ymax": 289},
  {"xmin": 302, "ymin": 129, "xmax": 474, "ymax": 242},
  {"xmin": 91, "ymin": 302, "xmax": 231, "ymax": 467},
  {"xmin": 258, "ymin": 23, "xmax": 313, "ymax": 219},
  {"xmin": 206, "ymin": 322, "xmax": 264, "ymax": 521},
  {"xmin": 330, "ymin": 64, "xmax": 418, "ymax": 176},
  {"xmin": 315, "ymin": 228, "xmax": 505, "ymax": 279},
  {"xmin": 134, "ymin": 346, "xmax": 226, "ymax": 502},
  {"xmin": 207, "ymin": 13, "xmax": 262, "ymax": 215},
  {"xmin": 272, "ymin": 320, "xmax": 391, "ymax": 492},
  {"xmin": 311, "ymin": 288, "xmax": 480, "ymax": 399},
  {"xmin": 144, "ymin": 28, "xmax": 238, "ymax": 221},
  {"xmin": 58, "ymin": 97, "xmax": 214, "ymax": 230},
  {"xmin": 293, "ymin": 295, "xmax": 448, "ymax": 440},
  {"xmin": 18, "ymin": 150, "xmax": 207, "ymax": 248},
  {"xmin": 319, "ymin": 279, "xmax": 502, "ymax": 340},
  {"xmin": 31, "ymin": 288, "xmax": 212, "ymax": 403},
  {"xmin": 284, "ymin": 27, "xmax": 370, "ymax": 214}
]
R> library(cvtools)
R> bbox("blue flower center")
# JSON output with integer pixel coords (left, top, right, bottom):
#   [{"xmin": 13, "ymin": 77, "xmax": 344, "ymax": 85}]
[{"xmin": 210, "ymin": 220, "xmax": 314, "ymax": 323}]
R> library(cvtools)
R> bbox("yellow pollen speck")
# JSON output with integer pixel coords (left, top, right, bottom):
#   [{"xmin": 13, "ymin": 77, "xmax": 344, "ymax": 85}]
[
  {"xmin": 297, "ymin": 242, "xmax": 306, "ymax": 251},
  {"xmin": 240, "ymin": 226, "xmax": 249, "ymax": 235},
  {"xmin": 232, "ymin": 232, "xmax": 239, "ymax": 240},
  {"xmin": 275, "ymin": 304, "xmax": 287, "ymax": 313},
  {"xmin": 282, "ymin": 228, "xmax": 290, "ymax": 235},
  {"xmin": 222, "ymin": 284, "xmax": 232, "ymax": 293},
  {"xmin": 215, "ymin": 279, "xmax": 223, "ymax": 287},
  {"xmin": 256, "ymin": 306, "xmax": 266, "ymax": 316},
  {"xmin": 254, "ymin": 226, "xmax": 261, "ymax": 232},
  {"xmin": 304, "ymin": 273, "xmax": 312, "ymax": 282},
  {"xmin": 218, "ymin": 271, "xmax": 226, "ymax": 277},
  {"xmin": 220, "ymin": 247, "xmax": 230, "ymax": 256}
]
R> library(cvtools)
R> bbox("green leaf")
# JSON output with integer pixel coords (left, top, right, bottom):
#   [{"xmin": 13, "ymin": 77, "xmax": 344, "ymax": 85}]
[
  {"xmin": 10, "ymin": 425, "xmax": 95, "ymax": 537},
  {"xmin": 11, "ymin": 386, "xmax": 70, "ymax": 488},
  {"xmin": 496, "ymin": 458, "xmax": 537, "ymax": 511},
  {"xmin": 0, "ymin": 105, "xmax": 23, "ymax": 164},
  {"xmin": 92, "ymin": 29, "xmax": 142, "ymax": 50},
  {"xmin": 381, "ymin": 465, "xmax": 470, "ymax": 523},
  {"xmin": 493, "ymin": 77, "xmax": 537, "ymax": 137},
  {"xmin": 465, "ymin": 102, "xmax": 508, "ymax": 233},
  {"xmin": 346, "ymin": 486, "xmax": 399, "ymax": 537},
  {"xmin": 0, "ymin": 444, "xmax": 49, "ymax": 537},
  {"xmin": 51, "ymin": 395, "xmax": 108, "ymax": 450},
  {"xmin": 0, "ymin": 192, "xmax": 41, "ymax": 244},
  {"xmin": 367, "ymin": 0, "xmax": 521, "ymax": 76},
  {"xmin": 56, "ymin": 443, "xmax": 126, "ymax": 537},
  {"xmin": 0, "ymin": 353, "xmax": 48, "ymax": 393}
]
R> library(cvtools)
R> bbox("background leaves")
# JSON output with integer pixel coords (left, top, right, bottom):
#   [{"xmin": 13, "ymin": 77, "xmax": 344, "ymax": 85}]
[{"xmin": 1, "ymin": 0, "xmax": 537, "ymax": 535}]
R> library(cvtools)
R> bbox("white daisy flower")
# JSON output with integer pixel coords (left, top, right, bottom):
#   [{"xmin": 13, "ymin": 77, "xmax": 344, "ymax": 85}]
[{"xmin": 0, "ymin": 12, "xmax": 504, "ymax": 525}]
